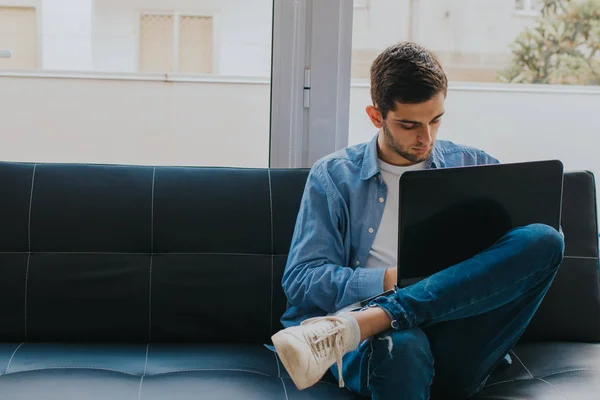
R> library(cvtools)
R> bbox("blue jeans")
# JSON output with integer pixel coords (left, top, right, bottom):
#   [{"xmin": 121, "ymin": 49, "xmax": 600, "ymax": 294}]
[{"xmin": 331, "ymin": 223, "xmax": 564, "ymax": 400}]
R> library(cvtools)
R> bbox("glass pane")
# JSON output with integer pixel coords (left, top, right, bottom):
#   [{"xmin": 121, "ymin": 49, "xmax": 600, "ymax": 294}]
[
  {"xmin": 0, "ymin": 0, "xmax": 274, "ymax": 168},
  {"xmin": 348, "ymin": 0, "xmax": 600, "ymax": 197},
  {"xmin": 350, "ymin": 0, "xmax": 598, "ymax": 85}
]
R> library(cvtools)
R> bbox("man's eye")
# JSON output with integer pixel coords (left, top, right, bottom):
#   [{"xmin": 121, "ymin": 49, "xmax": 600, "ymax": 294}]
[
  {"xmin": 431, "ymin": 118, "xmax": 441, "ymax": 124},
  {"xmin": 401, "ymin": 123, "xmax": 416, "ymax": 130}
]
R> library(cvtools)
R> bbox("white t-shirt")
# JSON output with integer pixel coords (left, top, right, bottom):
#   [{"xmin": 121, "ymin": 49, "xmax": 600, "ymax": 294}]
[
  {"xmin": 331, "ymin": 159, "xmax": 427, "ymax": 315},
  {"xmin": 364, "ymin": 159, "xmax": 427, "ymax": 269}
]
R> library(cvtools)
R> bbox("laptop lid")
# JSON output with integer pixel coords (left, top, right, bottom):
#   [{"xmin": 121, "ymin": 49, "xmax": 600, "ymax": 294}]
[{"xmin": 396, "ymin": 160, "xmax": 564, "ymax": 288}]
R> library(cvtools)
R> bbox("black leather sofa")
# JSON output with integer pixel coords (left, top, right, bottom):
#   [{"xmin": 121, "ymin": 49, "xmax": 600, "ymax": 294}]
[{"xmin": 0, "ymin": 161, "xmax": 599, "ymax": 400}]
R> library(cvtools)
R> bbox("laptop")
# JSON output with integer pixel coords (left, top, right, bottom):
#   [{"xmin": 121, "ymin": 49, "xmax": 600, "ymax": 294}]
[{"xmin": 396, "ymin": 159, "xmax": 564, "ymax": 288}]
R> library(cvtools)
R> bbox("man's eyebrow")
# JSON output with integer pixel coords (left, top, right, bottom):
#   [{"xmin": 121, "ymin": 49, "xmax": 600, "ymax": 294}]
[{"xmin": 394, "ymin": 112, "xmax": 445, "ymax": 125}]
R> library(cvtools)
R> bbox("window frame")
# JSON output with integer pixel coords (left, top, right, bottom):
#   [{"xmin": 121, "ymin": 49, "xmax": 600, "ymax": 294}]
[
  {"xmin": 0, "ymin": 0, "xmax": 354, "ymax": 170},
  {"xmin": 270, "ymin": 0, "xmax": 353, "ymax": 168}
]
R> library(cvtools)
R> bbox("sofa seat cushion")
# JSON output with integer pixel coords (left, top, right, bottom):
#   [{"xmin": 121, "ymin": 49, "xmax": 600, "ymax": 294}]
[
  {"xmin": 0, "ymin": 343, "xmax": 359, "ymax": 399},
  {"xmin": 1, "ymin": 342, "xmax": 599, "ymax": 399},
  {"xmin": 476, "ymin": 342, "xmax": 600, "ymax": 399}
]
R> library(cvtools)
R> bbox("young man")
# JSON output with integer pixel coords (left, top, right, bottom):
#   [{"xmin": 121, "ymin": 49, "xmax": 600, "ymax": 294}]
[{"xmin": 271, "ymin": 42, "xmax": 564, "ymax": 399}]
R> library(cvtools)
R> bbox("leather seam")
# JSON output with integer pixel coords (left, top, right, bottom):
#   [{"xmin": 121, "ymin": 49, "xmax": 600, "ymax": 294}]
[
  {"xmin": 534, "ymin": 377, "xmax": 569, "ymax": 399},
  {"xmin": 0, "ymin": 365, "xmax": 298, "ymax": 379},
  {"xmin": 509, "ymin": 351, "xmax": 568, "ymax": 399},
  {"xmin": 153, "ymin": 368, "xmax": 271, "ymax": 377},
  {"xmin": 483, "ymin": 378, "xmax": 530, "ymax": 388},
  {"xmin": 0, "ymin": 365, "xmax": 137, "ymax": 376},
  {"xmin": 484, "ymin": 367, "xmax": 599, "ymax": 389},
  {"xmin": 563, "ymin": 256, "xmax": 598, "ymax": 260},
  {"xmin": 136, "ymin": 344, "xmax": 150, "ymax": 400},
  {"xmin": 268, "ymin": 169, "xmax": 274, "ymax": 337},
  {"xmin": 274, "ymin": 350, "xmax": 281, "ymax": 378},
  {"xmin": 4, "ymin": 343, "xmax": 24, "ymax": 374},
  {"xmin": 510, "ymin": 350, "xmax": 534, "ymax": 379},
  {"xmin": 24, "ymin": 164, "xmax": 36, "ymax": 340},
  {"xmin": 148, "ymin": 168, "xmax": 155, "ymax": 342},
  {"xmin": 539, "ymin": 368, "xmax": 599, "ymax": 379},
  {"xmin": 274, "ymin": 353, "xmax": 289, "ymax": 400}
]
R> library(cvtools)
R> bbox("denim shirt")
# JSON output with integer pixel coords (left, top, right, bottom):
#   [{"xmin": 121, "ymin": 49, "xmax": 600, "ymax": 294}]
[{"xmin": 281, "ymin": 134, "xmax": 500, "ymax": 328}]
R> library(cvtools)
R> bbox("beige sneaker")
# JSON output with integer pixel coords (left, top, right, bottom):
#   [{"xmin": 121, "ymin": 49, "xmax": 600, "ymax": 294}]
[{"xmin": 271, "ymin": 315, "xmax": 360, "ymax": 390}]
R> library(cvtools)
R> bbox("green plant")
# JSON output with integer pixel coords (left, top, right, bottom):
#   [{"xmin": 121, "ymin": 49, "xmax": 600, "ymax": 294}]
[{"xmin": 499, "ymin": 0, "xmax": 600, "ymax": 85}]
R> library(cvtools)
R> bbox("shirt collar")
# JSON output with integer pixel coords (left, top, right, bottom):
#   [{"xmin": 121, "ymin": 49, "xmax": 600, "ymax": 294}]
[
  {"xmin": 360, "ymin": 134, "xmax": 443, "ymax": 180},
  {"xmin": 360, "ymin": 134, "xmax": 380, "ymax": 180},
  {"xmin": 430, "ymin": 144, "xmax": 444, "ymax": 168}
]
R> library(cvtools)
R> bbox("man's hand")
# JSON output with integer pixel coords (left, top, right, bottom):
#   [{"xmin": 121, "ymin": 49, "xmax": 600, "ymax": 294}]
[{"xmin": 384, "ymin": 266, "xmax": 397, "ymax": 291}]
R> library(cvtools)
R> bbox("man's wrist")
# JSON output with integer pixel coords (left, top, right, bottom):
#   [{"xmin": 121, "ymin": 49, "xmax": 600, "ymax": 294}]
[{"xmin": 383, "ymin": 267, "xmax": 396, "ymax": 291}]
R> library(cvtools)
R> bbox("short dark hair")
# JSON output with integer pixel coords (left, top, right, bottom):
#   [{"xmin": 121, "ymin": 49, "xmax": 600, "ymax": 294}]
[{"xmin": 370, "ymin": 42, "xmax": 448, "ymax": 119}]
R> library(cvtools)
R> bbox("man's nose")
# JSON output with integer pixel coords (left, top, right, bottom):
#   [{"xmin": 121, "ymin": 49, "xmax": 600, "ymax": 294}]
[{"xmin": 418, "ymin": 126, "xmax": 432, "ymax": 145}]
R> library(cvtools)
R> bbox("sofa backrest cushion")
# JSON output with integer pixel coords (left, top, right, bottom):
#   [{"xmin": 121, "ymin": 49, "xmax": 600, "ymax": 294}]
[
  {"xmin": 523, "ymin": 171, "xmax": 600, "ymax": 342},
  {"xmin": 0, "ymin": 162, "xmax": 308, "ymax": 343},
  {"xmin": 0, "ymin": 163, "xmax": 598, "ymax": 344}
]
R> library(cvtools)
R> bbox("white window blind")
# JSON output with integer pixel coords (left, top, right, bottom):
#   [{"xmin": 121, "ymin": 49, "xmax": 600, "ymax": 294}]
[
  {"xmin": 139, "ymin": 13, "xmax": 213, "ymax": 74},
  {"xmin": 0, "ymin": 7, "xmax": 38, "ymax": 69},
  {"xmin": 139, "ymin": 14, "xmax": 174, "ymax": 73}
]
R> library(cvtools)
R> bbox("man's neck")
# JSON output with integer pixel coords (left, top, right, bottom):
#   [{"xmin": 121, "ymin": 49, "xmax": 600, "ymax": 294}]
[{"xmin": 376, "ymin": 133, "xmax": 420, "ymax": 167}]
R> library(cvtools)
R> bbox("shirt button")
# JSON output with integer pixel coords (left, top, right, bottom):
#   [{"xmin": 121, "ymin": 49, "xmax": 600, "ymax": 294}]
[
  {"xmin": 379, "ymin": 197, "xmax": 384, "ymax": 203},
  {"xmin": 368, "ymin": 228, "xmax": 374, "ymax": 234},
  {"xmin": 355, "ymin": 260, "xmax": 360, "ymax": 266}
]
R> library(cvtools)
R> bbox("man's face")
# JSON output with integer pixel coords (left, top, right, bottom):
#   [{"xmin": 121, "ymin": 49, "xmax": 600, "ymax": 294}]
[{"xmin": 368, "ymin": 93, "xmax": 445, "ymax": 166}]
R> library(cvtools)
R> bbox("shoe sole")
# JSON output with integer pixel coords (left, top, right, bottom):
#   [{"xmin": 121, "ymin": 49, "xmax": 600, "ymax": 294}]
[{"xmin": 271, "ymin": 331, "xmax": 312, "ymax": 390}]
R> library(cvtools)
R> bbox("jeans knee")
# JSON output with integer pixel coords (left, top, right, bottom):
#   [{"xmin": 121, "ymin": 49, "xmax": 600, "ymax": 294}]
[
  {"xmin": 368, "ymin": 328, "xmax": 434, "ymax": 399},
  {"xmin": 518, "ymin": 223, "xmax": 564, "ymax": 267},
  {"xmin": 373, "ymin": 328, "xmax": 433, "ymax": 367}
]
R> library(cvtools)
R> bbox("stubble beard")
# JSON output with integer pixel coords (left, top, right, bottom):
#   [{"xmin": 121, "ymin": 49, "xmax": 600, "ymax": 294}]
[{"xmin": 382, "ymin": 123, "xmax": 432, "ymax": 164}]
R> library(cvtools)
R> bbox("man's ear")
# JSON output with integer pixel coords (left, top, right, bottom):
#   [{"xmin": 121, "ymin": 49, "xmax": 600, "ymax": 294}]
[{"xmin": 366, "ymin": 105, "xmax": 384, "ymax": 129}]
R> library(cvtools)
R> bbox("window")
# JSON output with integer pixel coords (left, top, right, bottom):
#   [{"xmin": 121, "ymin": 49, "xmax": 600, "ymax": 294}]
[
  {"xmin": 139, "ymin": 13, "xmax": 214, "ymax": 74},
  {"xmin": 139, "ymin": 14, "xmax": 174, "ymax": 73},
  {"xmin": 178, "ymin": 16, "xmax": 214, "ymax": 74},
  {"xmin": 347, "ymin": 0, "xmax": 600, "ymax": 202},
  {"xmin": 0, "ymin": 6, "xmax": 38, "ymax": 70},
  {"xmin": 350, "ymin": 0, "xmax": 598, "ymax": 85},
  {"xmin": 350, "ymin": 1, "xmax": 524, "ymax": 83},
  {"xmin": 0, "ymin": 0, "xmax": 276, "ymax": 169}
]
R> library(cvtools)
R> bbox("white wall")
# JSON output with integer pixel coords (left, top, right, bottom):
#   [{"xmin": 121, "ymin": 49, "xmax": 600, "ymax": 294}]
[
  {"xmin": 352, "ymin": 0, "xmax": 536, "ymax": 54},
  {"xmin": 349, "ymin": 82, "xmax": 600, "ymax": 200},
  {"xmin": 42, "ymin": 0, "xmax": 93, "ymax": 70},
  {"xmin": 2, "ymin": 74, "xmax": 598, "ymax": 177},
  {"xmin": 352, "ymin": 0, "xmax": 410, "ymax": 50},
  {"xmin": 0, "ymin": 75, "xmax": 270, "ymax": 167},
  {"xmin": 413, "ymin": 0, "xmax": 536, "ymax": 54},
  {"xmin": 91, "ymin": 0, "xmax": 273, "ymax": 76}
]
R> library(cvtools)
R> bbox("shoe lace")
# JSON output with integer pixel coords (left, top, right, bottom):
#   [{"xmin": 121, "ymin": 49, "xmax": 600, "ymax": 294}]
[{"xmin": 301, "ymin": 317, "xmax": 347, "ymax": 388}]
